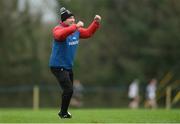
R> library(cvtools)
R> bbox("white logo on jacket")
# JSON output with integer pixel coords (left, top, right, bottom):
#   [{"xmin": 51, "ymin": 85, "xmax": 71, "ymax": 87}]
[
  {"xmin": 69, "ymin": 40, "xmax": 79, "ymax": 45},
  {"xmin": 68, "ymin": 37, "xmax": 79, "ymax": 46}
]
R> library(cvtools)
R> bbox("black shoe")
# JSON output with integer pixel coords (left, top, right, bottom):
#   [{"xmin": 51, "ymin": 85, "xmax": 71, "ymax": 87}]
[{"xmin": 58, "ymin": 112, "xmax": 72, "ymax": 119}]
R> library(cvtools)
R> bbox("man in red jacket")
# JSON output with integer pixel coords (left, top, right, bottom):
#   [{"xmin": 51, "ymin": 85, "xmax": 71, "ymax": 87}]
[{"xmin": 49, "ymin": 7, "xmax": 101, "ymax": 118}]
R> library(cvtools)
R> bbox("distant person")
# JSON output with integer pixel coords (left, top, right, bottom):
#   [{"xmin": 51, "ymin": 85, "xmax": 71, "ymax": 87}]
[
  {"xmin": 49, "ymin": 7, "xmax": 101, "ymax": 118},
  {"xmin": 128, "ymin": 79, "xmax": 140, "ymax": 109},
  {"xmin": 70, "ymin": 80, "xmax": 84, "ymax": 108},
  {"xmin": 144, "ymin": 78, "xmax": 157, "ymax": 109}
]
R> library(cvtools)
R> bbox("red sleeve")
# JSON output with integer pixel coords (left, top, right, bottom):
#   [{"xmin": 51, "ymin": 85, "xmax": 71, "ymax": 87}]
[
  {"xmin": 53, "ymin": 24, "xmax": 77, "ymax": 41},
  {"xmin": 78, "ymin": 20, "xmax": 100, "ymax": 39}
]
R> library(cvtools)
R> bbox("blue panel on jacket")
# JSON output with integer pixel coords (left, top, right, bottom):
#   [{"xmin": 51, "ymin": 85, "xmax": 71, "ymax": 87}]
[{"xmin": 49, "ymin": 30, "xmax": 80, "ymax": 69}]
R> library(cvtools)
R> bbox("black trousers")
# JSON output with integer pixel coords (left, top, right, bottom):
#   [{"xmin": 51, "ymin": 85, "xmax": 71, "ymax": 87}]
[{"xmin": 50, "ymin": 67, "xmax": 73, "ymax": 114}]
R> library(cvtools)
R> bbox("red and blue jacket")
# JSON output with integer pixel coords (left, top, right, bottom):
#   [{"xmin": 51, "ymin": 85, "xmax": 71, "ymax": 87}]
[{"xmin": 49, "ymin": 20, "xmax": 100, "ymax": 69}]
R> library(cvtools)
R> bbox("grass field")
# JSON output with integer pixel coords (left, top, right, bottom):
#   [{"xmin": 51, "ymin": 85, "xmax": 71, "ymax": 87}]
[{"xmin": 0, "ymin": 108, "xmax": 180, "ymax": 123}]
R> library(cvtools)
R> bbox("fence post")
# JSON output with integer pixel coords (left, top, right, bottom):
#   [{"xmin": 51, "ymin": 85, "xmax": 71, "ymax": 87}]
[
  {"xmin": 166, "ymin": 86, "xmax": 171, "ymax": 109},
  {"xmin": 33, "ymin": 85, "xmax": 39, "ymax": 110}
]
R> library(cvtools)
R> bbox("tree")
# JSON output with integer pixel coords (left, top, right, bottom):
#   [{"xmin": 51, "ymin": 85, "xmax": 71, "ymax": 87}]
[{"xmin": 57, "ymin": 0, "xmax": 180, "ymax": 84}]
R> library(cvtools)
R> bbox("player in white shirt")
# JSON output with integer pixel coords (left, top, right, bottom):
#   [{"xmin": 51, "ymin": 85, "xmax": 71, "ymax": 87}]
[
  {"xmin": 128, "ymin": 79, "xmax": 140, "ymax": 109},
  {"xmin": 145, "ymin": 78, "xmax": 157, "ymax": 108}
]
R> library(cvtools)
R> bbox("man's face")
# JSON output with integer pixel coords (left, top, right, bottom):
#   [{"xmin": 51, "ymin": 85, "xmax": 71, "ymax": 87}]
[{"xmin": 64, "ymin": 16, "xmax": 75, "ymax": 26}]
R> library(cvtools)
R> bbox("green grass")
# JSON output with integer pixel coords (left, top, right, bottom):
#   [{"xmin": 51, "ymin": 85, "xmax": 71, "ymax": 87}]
[{"xmin": 0, "ymin": 108, "xmax": 180, "ymax": 123}]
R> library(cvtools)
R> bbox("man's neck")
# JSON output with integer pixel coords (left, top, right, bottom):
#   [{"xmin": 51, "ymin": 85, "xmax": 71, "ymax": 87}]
[{"xmin": 60, "ymin": 22, "xmax": 69, "ymax": 27}]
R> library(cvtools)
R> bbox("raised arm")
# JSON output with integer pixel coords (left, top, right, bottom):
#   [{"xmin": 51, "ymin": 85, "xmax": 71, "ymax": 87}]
[
  {"xmin": 78, "ymin": 15, "xmax": 101, "ymax": 39},
  {"xmin": 53, "ymin": 24, "xmax": 77, "ymax": 41},
  {"xmin": 78, "ymin": 21, "xmax": 100, "ymax": 39}
]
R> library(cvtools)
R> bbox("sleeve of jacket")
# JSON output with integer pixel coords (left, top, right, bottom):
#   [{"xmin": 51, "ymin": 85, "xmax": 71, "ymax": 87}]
[
  {"xmin": 53, "ymin": 24, "xmax": 77, "ymax": 41},
  {"xmin": 78, "ymin": 20, "xmax": 100, "ymax": 39}
]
